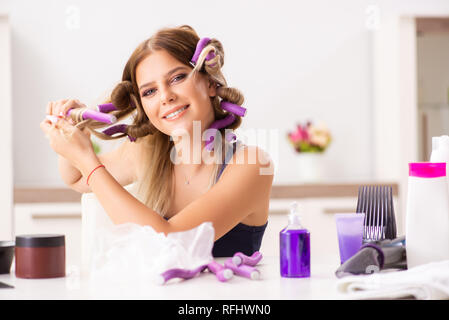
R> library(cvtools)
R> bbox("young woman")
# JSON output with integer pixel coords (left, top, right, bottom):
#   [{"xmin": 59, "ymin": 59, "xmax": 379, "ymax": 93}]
[{"xmin": 40, "ymin": 25, "xmax": 274, "ymax": 257}]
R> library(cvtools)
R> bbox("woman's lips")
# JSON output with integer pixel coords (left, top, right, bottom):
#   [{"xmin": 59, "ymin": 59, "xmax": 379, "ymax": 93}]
[{"xmin": 163, "ymin": 105, "xmax": 189, "ymax": 121}]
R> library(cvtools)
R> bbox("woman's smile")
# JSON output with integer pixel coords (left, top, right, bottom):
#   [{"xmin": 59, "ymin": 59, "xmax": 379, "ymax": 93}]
[{"xmin": 163, "ymin": 105, "xmax": 190, "ymax": 121}]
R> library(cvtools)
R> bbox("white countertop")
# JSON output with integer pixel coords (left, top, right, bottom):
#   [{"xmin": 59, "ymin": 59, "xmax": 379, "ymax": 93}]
[{"xmin": 0, "ymin": 256, "xmax": 347, "ymax": 300}]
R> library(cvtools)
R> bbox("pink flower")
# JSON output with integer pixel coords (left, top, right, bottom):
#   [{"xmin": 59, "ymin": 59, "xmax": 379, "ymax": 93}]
[{"xmin": 289, "ymin": 128, "xmax": 303, "ymax": 142}]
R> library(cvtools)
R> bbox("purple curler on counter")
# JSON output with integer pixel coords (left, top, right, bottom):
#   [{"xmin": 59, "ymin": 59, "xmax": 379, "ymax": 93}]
[
  {"xmin": 207, "ymin": 261, "xmax": 233, "ymax": 282},
  {"xmin": 155, "ymin": 264, "xmax": 208, "ymax": 285},
  {"xmin": 232, "ymin": 251, "xmax": 263, "ymax": 267},
  {"xmin": 224, "ymin": 258, "xmax": 260, "ymax": 280}
]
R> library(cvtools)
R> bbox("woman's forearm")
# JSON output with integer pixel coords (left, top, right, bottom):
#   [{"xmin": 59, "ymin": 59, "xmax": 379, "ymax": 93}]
[
  {"xmin": 81, "ymin": 156, "xmax": 170, "ymax": 233},
  {"xmin": 58, "ymin": 155, "xmax": 83, "ymax": 186}
]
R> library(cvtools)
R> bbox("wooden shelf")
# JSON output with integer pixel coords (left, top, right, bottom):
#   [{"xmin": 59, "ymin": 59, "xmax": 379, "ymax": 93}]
[{"xmin": 14, "ymin": 182, "xmax": 399, "ymax": 203}]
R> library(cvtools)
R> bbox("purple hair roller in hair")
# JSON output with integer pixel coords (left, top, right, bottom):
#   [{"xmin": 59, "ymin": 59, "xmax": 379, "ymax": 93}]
[
  {"xmin": 191, "ymin": 37, "xmax": 216, "ymax": 67},
  {"xmin": 155, "ymin": 264, "xmax": 208, "ymax": 285},
  {"xmin": 102, "ymin": 124, "xmax": 136, "ymax": 142},
  {"xmin": 207, "ymin": 261, "xmax": 233, "ymax": 282},
  {"xmin": 220, "ymin": 101, "xmax": 247, "ymax": 117},
  {"xmin": 67, "ymin": 108, "xmax": 117, "ymax": 124},
  {"xmin": 96, "ymin": 103, "xmax": 118, "ymax": 113},
  {"xmin": 224, "ymin": 258, "xmax": 260, "ymax": 280},
  {"xmin": 232, "ymin": 251, "xmax": 263, "ymax": 267},
  {"xmin": 205, "ymin": 114, "xmax": 236, "ymax": 151},
  {"xmin": 191, "ymin": 37, "xmax": 210, "ymax": 65}
]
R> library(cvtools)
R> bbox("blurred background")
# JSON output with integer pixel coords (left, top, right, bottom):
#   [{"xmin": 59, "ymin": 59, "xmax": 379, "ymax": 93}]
[{"xmin": 1, "ymin": 0, "xmax": 448, "ymax": 265}]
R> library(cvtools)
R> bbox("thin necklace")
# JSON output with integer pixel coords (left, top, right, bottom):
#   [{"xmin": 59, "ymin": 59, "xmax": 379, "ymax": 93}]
[{"xmin": 179, "ymin": 166, "xmax": 202, "ymax": 186}]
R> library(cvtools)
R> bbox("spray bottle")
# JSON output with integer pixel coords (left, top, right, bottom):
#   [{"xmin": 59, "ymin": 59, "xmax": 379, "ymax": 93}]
[{"xmin": 280, "ymin": 202, "xmax": 311, "ymax": 278}]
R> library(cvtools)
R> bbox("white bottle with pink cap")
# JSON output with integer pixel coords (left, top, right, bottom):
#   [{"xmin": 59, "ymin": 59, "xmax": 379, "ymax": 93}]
[{"xmin": 406, "ymin": 162, "xmax": 449, "ymax": 268}]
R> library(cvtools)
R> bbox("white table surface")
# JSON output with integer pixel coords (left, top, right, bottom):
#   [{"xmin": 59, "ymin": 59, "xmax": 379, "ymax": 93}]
[{"xmin": 0, "ymin": 256, "xmax": 348, "ymax": 300}]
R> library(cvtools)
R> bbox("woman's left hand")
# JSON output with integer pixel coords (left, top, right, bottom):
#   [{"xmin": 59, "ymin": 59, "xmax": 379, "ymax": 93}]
[{"xmin": 40, "ymin": 117, "xmax": 98, "ymax": 174}]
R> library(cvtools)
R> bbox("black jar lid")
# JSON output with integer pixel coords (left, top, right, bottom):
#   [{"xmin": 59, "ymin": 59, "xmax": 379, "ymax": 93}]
[{"xmin": 15, "ymin": 234, "xmax": 65, "ymax": 247}]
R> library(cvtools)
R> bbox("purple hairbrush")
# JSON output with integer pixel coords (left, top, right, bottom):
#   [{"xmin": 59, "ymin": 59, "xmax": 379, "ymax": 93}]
[
  {"xmin": 232, "ymin": 251, "xmax": 263, "ymax": 267},
  {"xmin": 207, "ymin": 261, "xmax": 233, "ymax": 282},
  {"xmin": 155, "ymin": 264, "xmax": 208, "ymax": 285},
  {"xmin": 224, "ymin": 258, "xmax": 260, "ymax": 280}
]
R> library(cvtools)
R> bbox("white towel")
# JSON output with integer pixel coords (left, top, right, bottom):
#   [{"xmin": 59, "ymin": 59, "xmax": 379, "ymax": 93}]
[{"xmin": 336, "ymin": 260, "xmax": 449, "ymax": 300}]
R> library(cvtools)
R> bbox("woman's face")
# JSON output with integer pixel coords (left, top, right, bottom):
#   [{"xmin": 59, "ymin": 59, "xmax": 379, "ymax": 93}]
[{"xmin": 136, "ymin": 49, "xmax": 216, "ymax": 137}]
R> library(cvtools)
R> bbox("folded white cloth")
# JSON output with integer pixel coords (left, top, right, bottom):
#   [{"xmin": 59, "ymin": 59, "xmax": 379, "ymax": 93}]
[
  {"xmin": 336, "ymin": 260, "xmax": 449, "ymax": 300},
  {"xmin": 89, "ymin": 221, "xmax": 214, "ymax": 286}
]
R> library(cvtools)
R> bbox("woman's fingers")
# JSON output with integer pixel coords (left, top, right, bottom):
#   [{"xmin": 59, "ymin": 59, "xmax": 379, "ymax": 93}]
[
  {"xmin": 40, "ymin": 119, "xmax": 53, "ymax": 137},
  {"xmin": 60, "ymin": 99, "xmax": 81, "ymax": 117},
  {"xmin": 46, "ymin": 99, "xmax": 85, "ymax": 118},
  {"xmin": 46, "ymin": 102, "xmax": 52, "ymax": 115}
]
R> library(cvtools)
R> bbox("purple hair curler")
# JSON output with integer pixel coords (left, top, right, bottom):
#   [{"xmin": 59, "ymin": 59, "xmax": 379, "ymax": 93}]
[
  {"xmin": 155, "ymin": 264, "xmax": 208, "ymax": 285},
  {"xmin": 207, "ymin": 261, "xmax": 233, "ymax": 282},
  {"xmin": 96, "ymin": 102, "xmax": 118, "ymax": 113},
  {"xmin": 232, "ymin": 251, "xmax": 263, "ymax": 267},
  {"xmin": 205, "ymin": 114, "xmax": 236, "ymax": 151},
  {"xmin": 67, "ymin": 108, "xmax": 117, "ymax": 124},
  {"xmin": 224, "ymin": 258, "xmax": 260, "ymax": 280},
  {"xmin": 102, "ymin": 124, "xmax": 136, "ymax": 142},
  {"xmin": 191, "ymin": 37, "xmax": 216, "ymax": 66},
  {"xmin": 220, "ymin": 101, "xmax": 247, "ymax": 117}
]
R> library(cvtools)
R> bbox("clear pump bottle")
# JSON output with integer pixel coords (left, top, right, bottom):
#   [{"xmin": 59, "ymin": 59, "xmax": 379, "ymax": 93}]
[{"xmin": 280, "ymin": 202, "xmax": 311, "ymax": 278}]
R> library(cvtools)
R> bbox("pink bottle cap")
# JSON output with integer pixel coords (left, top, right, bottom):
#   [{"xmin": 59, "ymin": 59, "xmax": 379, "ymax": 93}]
[{"xmin": 409, "ymin": 162, "xmax": 446, "ymax": 178}]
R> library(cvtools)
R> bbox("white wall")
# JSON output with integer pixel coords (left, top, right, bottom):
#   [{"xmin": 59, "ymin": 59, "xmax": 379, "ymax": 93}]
[
  {"xmin": 417, "ymin": 33, "xmax": 449, "ymax": 160},
  {"xmin": 0, "ymin": 15, "xmax": 14, "ymax": 240},
  {"xmin": 1, "ymin": 0, "xmax": 449, "ymax": 187}
]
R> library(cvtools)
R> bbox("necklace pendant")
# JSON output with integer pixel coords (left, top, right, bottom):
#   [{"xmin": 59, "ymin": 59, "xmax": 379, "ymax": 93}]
[{"xmin": 185, "ymin": 180, "xmax": 190, "ymax": 185}]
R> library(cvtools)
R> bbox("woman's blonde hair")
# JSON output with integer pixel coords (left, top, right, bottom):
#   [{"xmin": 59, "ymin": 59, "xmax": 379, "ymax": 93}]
[{"xmin": 78, "ymin": 25, "xmax": 245, "ymax": 217}]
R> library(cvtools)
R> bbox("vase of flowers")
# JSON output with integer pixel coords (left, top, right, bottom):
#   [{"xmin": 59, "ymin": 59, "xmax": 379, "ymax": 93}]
[{"xmin": 287, "ymin": 121, "xmax": 332, "ymax": 182}]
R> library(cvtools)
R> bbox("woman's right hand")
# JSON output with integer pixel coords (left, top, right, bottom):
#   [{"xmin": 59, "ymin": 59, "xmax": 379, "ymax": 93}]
[{"xmin": 46, "ymin": 99, "xmax": 87, "ymax": 124}]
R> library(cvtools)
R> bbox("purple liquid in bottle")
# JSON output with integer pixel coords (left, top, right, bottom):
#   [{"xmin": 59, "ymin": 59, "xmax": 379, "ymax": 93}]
[
  {"xmin": 337, "ymin": 233, "xmax": 363, "ymax": 264},
  {"xmin": 280, "ymin": 202, "xmax": 311, "ymax": 278}
]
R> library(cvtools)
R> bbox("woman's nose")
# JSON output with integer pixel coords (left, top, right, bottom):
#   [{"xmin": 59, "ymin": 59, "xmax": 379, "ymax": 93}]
[{"xmin": 160, "ymin": 87, "xmax": 176, "ymax": 105}]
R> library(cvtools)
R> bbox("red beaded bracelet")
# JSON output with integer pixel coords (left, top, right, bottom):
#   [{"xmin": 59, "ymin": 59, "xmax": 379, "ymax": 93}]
[{"xmin": 87, "ymin": 164, "xmax": 105, "ymax": 186}]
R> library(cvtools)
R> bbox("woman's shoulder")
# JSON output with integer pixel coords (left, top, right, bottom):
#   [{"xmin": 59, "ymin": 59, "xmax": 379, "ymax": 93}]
[
  {"xmin": 232, "ymin": 143, "xmax": 274, "ymax": 173},
  {"xmin": 217, "ymin": 142, "xmax": 274, "ymax": 189}
]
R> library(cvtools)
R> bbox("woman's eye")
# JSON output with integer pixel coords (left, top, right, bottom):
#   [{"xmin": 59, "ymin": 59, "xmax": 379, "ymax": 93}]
[
  {"xmin": 172, "ymin": 73, "xmax": 186, "ymax": 82},
  {"xmin": 141, "ymin": 74, "xmax": 186, "ymax": 97},
  {"xmin": 142, "ymin": 88, "xmax": 156, "ymax": 97}
]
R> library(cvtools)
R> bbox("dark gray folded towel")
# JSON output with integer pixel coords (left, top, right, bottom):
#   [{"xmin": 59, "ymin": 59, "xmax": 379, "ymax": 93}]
[{"xmin": 335, "ymin": 236, "xmax": 407, "ymax": 278}]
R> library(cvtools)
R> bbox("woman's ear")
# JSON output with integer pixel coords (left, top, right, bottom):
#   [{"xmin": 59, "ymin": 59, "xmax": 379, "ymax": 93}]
[{"xmin": 208, "ymin": 79, "xmax": 217, "ymax": 98}]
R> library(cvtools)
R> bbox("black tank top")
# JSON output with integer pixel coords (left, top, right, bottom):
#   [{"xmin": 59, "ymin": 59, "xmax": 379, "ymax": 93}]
[{"xmin": 211, "ymin": 140, "xmax": 268, "ymax": 257}]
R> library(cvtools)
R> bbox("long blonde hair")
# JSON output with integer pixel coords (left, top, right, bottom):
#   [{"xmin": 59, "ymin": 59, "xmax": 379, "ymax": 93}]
[{"xmin": 78, "ymin": 25, "xmax": 245, "ymax": 217}]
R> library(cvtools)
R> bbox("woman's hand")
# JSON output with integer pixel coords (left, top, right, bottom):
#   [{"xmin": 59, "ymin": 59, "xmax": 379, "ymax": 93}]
[
  {"xmin": 46, "ymin": 99, "xmax": 87, "ymax": 123},
  {"xmin": 40, "ymin": 112, "xmax": 99, "ymax": 177}
]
